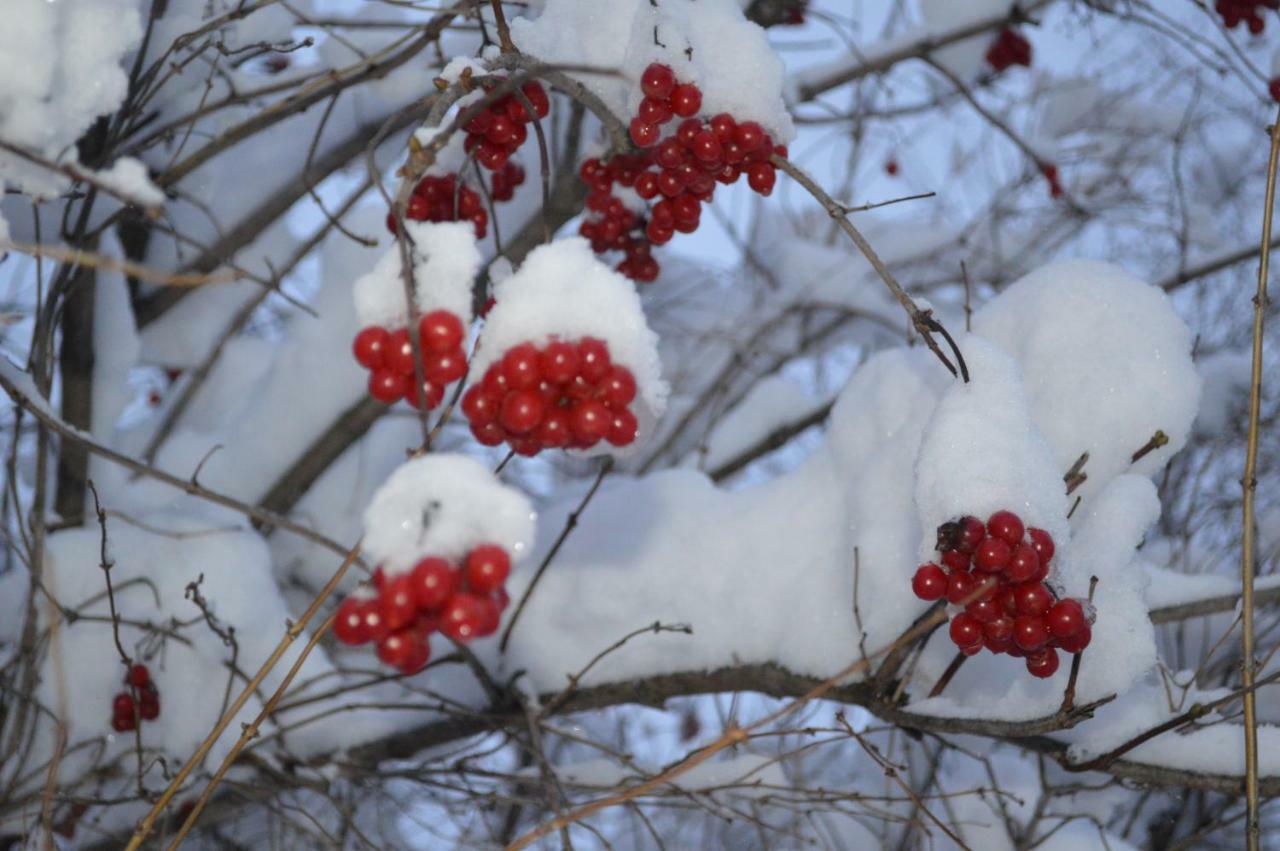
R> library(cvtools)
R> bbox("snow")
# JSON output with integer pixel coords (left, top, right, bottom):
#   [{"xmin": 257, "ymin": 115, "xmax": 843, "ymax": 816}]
[
  {"xmin": 472, "ymin": 237, "xmax": 669, "ymax": 447},
  {"xmin": 1192, "ymin": 348, "xmax": 1252, "ymax": 438},
  {"xmin": 90, "ymin": 235, "xmax": 141, "ymax": 446},
  {"xmin": 918, "ymin": 0, "xmax": 1019, "ymax": 79},
  {"xmin": 973, "ymin": 260, "xmax": 1200, "ymax": 504},
  {"xmin": 700, "ymin": 375, "xmax": 817, "ymax": 470},
  {"xmin": 362, "ymin": 453, "xmax": 537, "ymax": 576},
  {"xmin": 510, "ymin": 0, "xmax": 794, "ymax": 142},
  {"xmin": 353, "ymin": 221, "xmax": 480, "ymax": 331},
  {"xmin": 89, "ymin": 157, "xmax": 166, "ymax": 210},
  {"xmin": 0, "ymin": 0, "xmax": 142, "ymax": 195}
]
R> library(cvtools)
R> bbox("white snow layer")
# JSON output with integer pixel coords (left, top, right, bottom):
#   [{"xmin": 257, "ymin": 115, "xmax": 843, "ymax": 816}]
[
  {"xmin": 362, "ymin": 453, "xmax": 537, "ymax": 576},
  {"xmin": 511, "ymin": 0, "xmax": 794, "ymax": 142},
  {"xmin": 353, "ymin": 220, "xmax": 480, "ymax": 330}
]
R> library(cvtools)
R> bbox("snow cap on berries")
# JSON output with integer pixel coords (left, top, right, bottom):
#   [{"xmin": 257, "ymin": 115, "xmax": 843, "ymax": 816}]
[
  {"xmin": 472, "ymin": 237, "xmax": 668, "ymax": 448},
  {"xmin": 913, "ymin": 337, "xmax": 1070, "ymax": 565},
  {"xmin": 363, "ymin": 454, "xmax": 536, "ymax": 576},
  {"xmin": 353, "ymin": 221, "xmax": 479, "ymax": 330}
]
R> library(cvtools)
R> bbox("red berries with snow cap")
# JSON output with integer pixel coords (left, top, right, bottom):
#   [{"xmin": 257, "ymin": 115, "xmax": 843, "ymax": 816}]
[
  {"xmin": 351, "ymin": 309, "xmax": 468, "ymax": 410},
  {"xmin": 911, "ymin": 509, "xmax": 1093, "ymax": 679}
]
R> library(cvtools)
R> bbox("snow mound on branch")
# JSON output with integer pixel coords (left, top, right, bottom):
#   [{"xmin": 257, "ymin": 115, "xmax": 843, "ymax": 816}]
[
  {"xmin": 362, "ymin": 453, "xmax": 536, "ymax": 576},
  {"xmin": 973, "ymin": 259, "xmax": 1199, "ymax": 503},
  {"xmin": 353, "ymin": 221, "xmax": 480, "ymax": 330},
  {"xmin": 0, "ymin": 0, "xmax": 142, "ymax": 195},
  {"xmin": 511, "ymin": 0, "xmax": 794, "ymax": 142},
  {"xmin": 89, "ymin": 157, "xmax": 166, "ymax": 209},
  {"xmin": 702, "ymin": 375, "xmax": 816, "ymax": 470},
  {"xmin": 914, "ymin": 337, "xmax": 1070, "ymax": 564},
  {"xmin": 472, "ymin": 237, "xmax": 669, "ymax": 447}
]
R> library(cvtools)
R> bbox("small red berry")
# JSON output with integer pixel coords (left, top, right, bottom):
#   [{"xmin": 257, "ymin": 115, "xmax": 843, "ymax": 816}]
[
  {"xmin": 461, "ymin": 385, "xmax": 499, "ymax": 426},
  {"xmin": 1027, "ymin": 528, "xmax": 1055, "ymax": 566},
  {"xmin": 1046, "ymin": 599, "xmax": 1086, "ymax": 638},
  {"xmin": 405, "ymin": 378, "xmax": 445, "ymax": 411},
  {"xmin": 946, "ymin": 570, "xmax": 977, "ymax": 605},
  {"xmin": 334, "ymin": 597, "xmax": 370, "ymax": 645},
  {"xmin": 540, "ymin": 341, "xmax": 580, "ymax": 384},
  {"xmin": 384, "ymin": 329, "xmax": 416, "ymax": 374},
  {"xmin": 424, "ymin": 350, "xmax": 467, "ymax": 386},
  {"xmin": 630, "ymin": 118, "xmax": 660, "ymax": 148},
  {"xmin": 973, "ymin": 537, "xmax": 1011, "ymax": 573},
  {"xmin": 940, "ymin": 549, "xmax": 970, "ymax": 572},
  {"xmin": 471, "ymin": 420, "xmax": 506, "ymax": 446},
  {"xmin": 410, "ymin": 557, "xmax": 457, "ymax": 610},
  {"xmin": 638, "ymin": 96, "xmax": 673, "ymax": 126},
  {"xmin": 359, "ymin": 599, "xmax": 391, "ymax": 642},
  {"xmin": 1014, "ymin": 582, "xmax": 1054, "ymax": 617},
  {"xmin": 885, "ymin": 159, "xmax": 899, "ymax": 176},
  {"xmin": 419, "ymin": 310, "xmax": 464, "ymax": 354},
  {"xmin": 911, "ymin": 563, "xmax": 948, "ymax": 601},
  {"xmin": 500, "ymin": 389, "xmax": 546, "ymax": 434},
  {"xmin": 139, "ymin": 692, "xmax": 160, "ymax": 721},
  {"xmin": 607, "ymin": 409, "xmax": 639, "ymax": 446},
  {"xmin": 128, "ymin": 664, "xmax": 150, "ymax": 689},
  {"xmin": 353, "ymin": 327, "xmax": 389, "ymax": 369},
  {"xmin": 380, "ymin": 573, "xmax": 418, "ymax": 631},
  {"xmin": 112, "ymin": 713, "xmax": 136, "ymax": 733},
  {"xmin": 1004, "ymin": 543, "xmax": 1040, "ymax": 583},
  {"xmin": 577, "ymin": 338, "xmax": 612, "ymax": 382},
  {"xmin": 570, "ymin": 400, "xmax": 612, "ymax": 445},
  {"xmin": 1270, "ymin": 77, "xmax": 1280, "ymax": 103},
  {"xmin": 377, "ymin": 630, "xmax": 431, "ymax": 674},
  {"xmin": 1012, "ymin": 615, "xmax": 1050, "ymax": 652},
  {"xmin": 966, "ymin": 597, "xmax": 1002, "ymax": 624},
  {"xmin": 439, "ymin": 592, "xmax": 489, "ymax": 641},
  {"xmin": 986, "ymin": 510, "xmax": 1025, "ymax": 545},
  {"xmin": 113, "ymin": 693, "xmax": 135, "ymax": 717},
  {"xmin": 1057, "ymin": 622, "xmax": 1092, "ymax": 654},
  {"xmin": 983, "ymin": 616, "xmax": 1014, "ymax": 644},
  {"xmin": 598, "ymin": 366, "xmax": 637, "ymax": 409},
  {"xmin": 536, "ymin": 408, "xmax": 573, "ymax": 448},
  {"xmin": 368, "ymin": 370, "xmax": 407, "ymax": 404},
  {"xmin": 956, "ymin": 516, "xmax": 985, "ymax": 553},
  {"xmin": 733, "ymin": 121, "xmax": 766, "ymax": 151},
  {"xmin": 669, "ymin": 84, "xmax": 702, "ymax": 117},
  {"xmin": 465, "ymin": 544, "xmax": 511, "ymax": 594},
  {"xmin": 709, "ymin": 113, "xmax": 736, "ymax": 141},
  {"xmin": 948, "ymin": 613, "xmax": 982, "ymax": 649},
  {"xmin": 746, "ymin": 162, "xmax": 776, "ymax": 195},
  {"xmin": 1025, "ymin": 647, "xmax": 1060, "ymax": 678},
  {"xmin": 502, "ymin": 343, "xmax": 544, "ymax": 390},
  {"xmin": 640, "ymin": 63, "xmax": 677, "ymax": 99},
  {"xmin": 690, "ymin": 131, "xmax": 722, "ymax": 162}
]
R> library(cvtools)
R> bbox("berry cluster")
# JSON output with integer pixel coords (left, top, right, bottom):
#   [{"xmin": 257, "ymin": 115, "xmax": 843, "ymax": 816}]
[
  {"xmin": 986, "ymin": 29, "xmax": 1032, "ymax": 72},
  {"xmin": 1041, "ymin": 163, "xmax": 1063, "ymax": 199},
  {"xmin": 463, "ymin": 80, "xmax": 550, "ymax": 172},
  {"xmin": 461, "ymin": 337, "xmax": 639, "ymax": 456},
  {"xmin": 110, "ymin": 664, "xmax": 160, "ymax": 733},
  {"xmin": 490, "ymin": 161, "xmax": 526, "ymax": 202},
  {"xmin": 333, "ymin": 544, "xmax": 512, "ymax": 674},
  {"xmin": 911, "ymin": 510, "xmax": 1093, "ymax": 679},
  {"xmin": 578, "ymin": 63, "xmax": 786, "ymax": 282},
  {"xmin": 352, "ymin": 309, "xmax": 468, "ymax": 409},
  {"xmin": 1215, "ymin": 0, "xmax": 1277, "ymax": 33},
  {"xmin": 385, "ymin": 173, "xmax": 489, "ymax": 240}
]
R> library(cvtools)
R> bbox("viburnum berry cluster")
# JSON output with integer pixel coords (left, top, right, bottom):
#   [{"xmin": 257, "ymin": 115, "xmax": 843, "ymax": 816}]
[
  {"xmin": 333, "ymin": 544, "xmax": 513, "ymax": 674},
  {"xmin": 986, "ymin": 29, "xmax": 1032, "ymax": 72},
  {"xmin": 463, "ymin": 80, "xmax": 550, "ymax": 172},
  {"xmin": 489, "ymin": 160, "xmax": 526, "ymax": 202},
  {"xmin": 1215, "ymin": 0, "xmax": 1277, "ymax": 33},
  {"xmin": 352, "ymin": 309, "xmax": 467, "ymax": 408},
  {"xmin": 911, "ymin": 510, "xmax": 1093, "ymax": 679},
  {"xmin": 578, "ymin": 63, "xmax": 786, "ymax": 282},
  {"xmin": 461, "ymin": 337, "xmax": 639, "ymax": 455},
  {"xmin": 385, "ymin": 173, "xmax": 490, "ymax": 239},
  {"xmin": 110, "ymin": 664, "xmax": 160, "ymax": 733}
]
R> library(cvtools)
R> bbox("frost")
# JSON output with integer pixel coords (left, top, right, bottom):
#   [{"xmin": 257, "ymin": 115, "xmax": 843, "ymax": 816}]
[
  {"xmin": 353, "ymin": 221, "xmax": 480, "ymax": 330},
  {"xmin": 362, "ymin": 453, "xmax": 537, "ymax": 576}
]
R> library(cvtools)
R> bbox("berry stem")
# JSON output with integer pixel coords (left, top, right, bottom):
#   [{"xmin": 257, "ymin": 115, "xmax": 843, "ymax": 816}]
[{"xmin": 927, "ymin": 651, "xmax": 967, "ymax": 698}]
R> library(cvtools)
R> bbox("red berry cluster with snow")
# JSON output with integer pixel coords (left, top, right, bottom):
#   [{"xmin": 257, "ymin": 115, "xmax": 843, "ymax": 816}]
[
  {"xmin": 333, "ymin": 544, "xmax": 513, "ymax": 674},
  {"xmin": 578, "ymin": 63, "xmax": 787, "ymax": 283},
  {"xmin": 1216, "ymin": 0, "xmax": 1276, "ymax": 33},
  {"xmin": 385, "ymin": 173, "xmax": 490, "ymax": 240},
  {"xmin": 985, "ymin": 29, "xmax": 1032, "ymax": 72},
  {"xmin": 110, "ymin": 664, "xmax": 159, "ymax": 733},
  {"xmin": 462, "ymin": 337, "xmax": 639, "ymax": 455},
  {"xmin": 352, "ymin": 309, "xmax": 467, "ymax": 409},
  {"xmin": 912, "ymin": 510, "xmax": 1093, "ymax": 679},
  {"xmin": 463, "ymin": 80, "xmax": 550, "ymax": 172},
  {"xmin": 336, "ymin": 455, "xmax": 535, "ymax": 674}
]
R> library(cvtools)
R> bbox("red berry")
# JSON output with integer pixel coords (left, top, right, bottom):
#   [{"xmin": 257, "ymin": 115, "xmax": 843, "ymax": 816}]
[
  {"xmin": 499, "ymin": 389, "xmax": 546, "ymax": 434},
  {"xmin": 128, "ymin": 664, "xmax": 150, "ymax": 688},
  {"xmin": 987, "ymin": 510, "xmax": 1025, "ymax": 545},
  {"xmin": 112, "ymin": 713, "xmax": 136, "ymax": 733},
  {"xmin": 384, "ymin": 329, "xmax": 416, "ymax": 374},
  {"xmin": 956, "ymin": 516, "xmax": 985, "ymax": 553},
  {"xmin": 353, "ymin": 327, "xmax": 389, "ymax": 369},
  {"xmin": 424, "ymin": 350, "xmax": 467, "ymax": 386},
  {"xmin": 911, "ymin": 564, "xmax": 948, "ymax": 600},
  {"xmin": 1012, "ymin": 615, "xmax": 1050, "ymax": 652},
  {"xmin": 439, "ymin": 592, "xmax": 489, "ymax": 641},
  {"xmin": 948, "ymin": 613, "xmax": 982, "ymax": 649},
  {"xmin": 690, "ymin": 130, "xmax": 722, "ymax": 162},
  {"xmin": 966, "ymin": 597, "xmax": 1002, "ymax": 624},
  {"xmin": 669, "ymin": 84, "xmax": 702, "ymax": 117},
  {"xmin": 474, "ymin": 596, "xmax": 502, "ymax": 637},
  {"xmin": 1027, "ymin": 528, "xmax": 1055, "ymax": 566},
  {"xmin": 1047, "ymin": 599, "xmax": 1086, "ymax": 638},
  {"xmin": 709, "ymin": 113, "xmax": 736, "ymax": 141},
  {"xmin": 476, "ymin": 140, "xmax": 509, "ymax": 171},
  {"xmin": 1025, "ymin": 647, "xmax": 1060, "ymax": 678},
  {"xmin": 410, "ymin": 557, "xmax": 457, "ymax": 610},
  {"xmin": 946, "ymin": 570, "xmax": 977, "ymax": 605},
  {"xmin": 333, "ymin": 597, "xmax": 370, "ymax": 645},
  {"xmin": 482, "ymin": 364, "xmax": 510, "ymax": 397},
  {"xmin": 536, "ymin": 408, "xmax": 573, "ymax": 448},
  {"xmin": 577, "ymin": 338, "xmax": 612, "ymax": 382},
  {"xmin": 419, "ymin": 310, "xmax": 464, "ymax": 354},
  {"xmin": 638, "ymin": 96, "xmax": 673, "ymax": 125},
  {"xmin": 521, "ymin": 81, "xmax": 550, "ymax": 118},
  {"xmin": 465, "ymin": 545, "xmax": 511, "ymax": 594},
  {"xmin": 377, "ymin": 630, "xmax": 431, "ymax": 674},
  {"xmin": 1057, "ymin": 622, "xmax": 1092, "ymax": 654},
  {"xmin": 368, "ymin": 370, "xmax": 407, "ymax": 404},
  {"xmin": 640, "ymin": 63, "xmax": 677, "ymax": 99},
  {"xmin": 940, "ymin": 549, "xmax": 970, "ymax": 572},
  {"xmin": 983, "ymin": 616, "xmax": 1014, "ymax": 644},
  {"xmin": 635, "ymin": 171, "xmax": 660, "ymax": 199},
  {"xmin": 607, "ymin": 408, "xmax": 639, "ymax": 446},
  {"xmin": 540, "ymin": 341, "xmax": 580, "ymax": 384},
  {"xmin": 885, "ymin": 159, "xmax": 899, "ymax": 176},
  {"xmin": 1013, "ymin": 582, "xmax": 1054, "ymax": 617},
  {"xmin": 1004, "ymin": 544, "xmax": 1040, "ymax": 583},
  {"xmin": 570, "ymin": 399, "xmax": 612, "ymax": 445},
  {"xmin": 405, "ymin": 378, "xmax": 445, "ymax": 411},
  {"xmin": 113, "ymin": 693, "xmax": 135, "ymax": 717},
  {"xmin": 675, "ymin": 118, "xmax": 702, "ymax": 147},
  {"xmin": 598, "ymin": 365, "xmax": 637, "ymax": 408},
  {"xmin": 471, "ymin": 420, "xmax": 506, "ymax": 446},
  {"xmin": 630, "ymin": 118, "xmax": 660, "ymax": 148},
  {"xmin": 380, "ymin": 573, "xmax": 418, "ymax": 631},
  {"xmin": 502, "ymin": 343, "xmax": 544, "ymax": 390},
  {"xmin": 1270, "ymin": 78, "xmax": 1280, "ymax": 103},
  {"xmin": 973, "ymin": 537, "xmax": 1011, "ymax": 573},
  {"xmin": 733, "ymin": 121, "xmax": 766, "ymax": 151},
  {"xmin": 139, "ymin": 692, "xmax": 160, "ymax": 721},
  {"xmin": 359, "ymin": 599, "xmax": 390, "ymax": 642},
  {"xmin": 746, "ymin": 162, "xmax": 776, "ymax": 195},
  {"xmin": 461, "ymin": 385, "xmax": 499, "ymax": 425}
]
